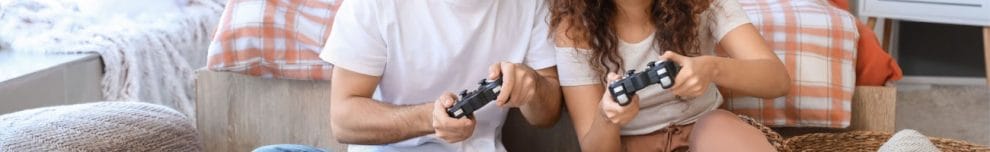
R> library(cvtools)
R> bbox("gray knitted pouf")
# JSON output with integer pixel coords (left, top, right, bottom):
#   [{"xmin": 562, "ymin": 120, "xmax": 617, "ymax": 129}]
[{"xmin": 0, "ymin": 101, "xmax": 202, "ymax": 151}]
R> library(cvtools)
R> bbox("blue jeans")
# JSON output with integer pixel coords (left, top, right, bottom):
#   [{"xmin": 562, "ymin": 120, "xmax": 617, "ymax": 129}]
[{"xmin": 252, "ymin": 144, "xmax": 329, "ymax": 152}]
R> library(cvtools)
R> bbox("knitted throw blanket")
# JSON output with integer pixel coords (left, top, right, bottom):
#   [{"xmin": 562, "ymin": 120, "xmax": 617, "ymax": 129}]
[
  {"xmin": 0, "ymin": 0, "xmax": 224, "ymax": 117},
  {"xmin": 0, "ymin": 101, "xmax": 202, "ymax": 151}
]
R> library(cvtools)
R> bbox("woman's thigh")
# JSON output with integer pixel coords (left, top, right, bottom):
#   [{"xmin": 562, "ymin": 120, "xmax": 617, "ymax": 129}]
[{"xmin": 689, "ymin": 110, "xmax": 776, "ymax": 152}]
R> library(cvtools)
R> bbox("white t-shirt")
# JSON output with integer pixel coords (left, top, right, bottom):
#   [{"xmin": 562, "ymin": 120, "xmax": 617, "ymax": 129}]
[
  {"xmin": 555, "ymin": 0, "xmax": 750, "ymax": 135},
  {"xmin": 321, "ymin": 0, "xmax": 555, "ymax": 151}
]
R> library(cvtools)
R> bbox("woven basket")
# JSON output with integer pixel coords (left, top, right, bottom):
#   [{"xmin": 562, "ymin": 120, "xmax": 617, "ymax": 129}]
[
  {"xmin": 738, "ymin": 115, "xmax": 789, "ymax": 151},
  {"xmin": 786, "ymin": 131, "xmax": 990, "ymax": 152},
  {"xmin": 737, "ymin": 114, "xmax": 990, "ymax": 152}
]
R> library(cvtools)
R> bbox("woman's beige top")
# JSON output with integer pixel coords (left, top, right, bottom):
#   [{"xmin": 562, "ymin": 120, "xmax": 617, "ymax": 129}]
[{"xmin": 555, "ymin": 0, "xmax": 752, "ymax": 135}]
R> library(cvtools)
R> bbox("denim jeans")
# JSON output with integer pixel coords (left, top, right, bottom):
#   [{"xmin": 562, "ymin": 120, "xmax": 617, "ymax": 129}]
[{"xmin": 252, "ymin": 144, "xmax": 329, "ymax": 152}]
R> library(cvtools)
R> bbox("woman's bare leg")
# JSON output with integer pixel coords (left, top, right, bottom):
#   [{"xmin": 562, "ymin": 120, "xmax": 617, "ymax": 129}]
[{"xmin": 689, "ymin": 110, "xmax": 776, "ymax": 152}]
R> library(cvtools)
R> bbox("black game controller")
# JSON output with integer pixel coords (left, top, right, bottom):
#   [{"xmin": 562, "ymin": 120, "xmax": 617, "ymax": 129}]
[
  {"xmin": 447, "ymin": 77, "xmax": 503, "ymax": 118},
  {"xmin": 607, "ymin": 60, "xmax": 680, "ymax": 106}
]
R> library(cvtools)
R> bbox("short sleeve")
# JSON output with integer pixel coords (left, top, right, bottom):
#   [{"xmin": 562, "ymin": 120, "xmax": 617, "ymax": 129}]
[
  {"xmin": 320, "ymin": 0, "xmax": 387, "ymax": 76},
  {"xmin": 708, "ymin": 0, "xmax": 752, "ymax": 42},
  {"xmin": 524, "ymin": 2, "xmax": 556, "ymax": 70},
  {"xmin": 555, "ymin": 47, "xmax": 600, "ymax": 86}
]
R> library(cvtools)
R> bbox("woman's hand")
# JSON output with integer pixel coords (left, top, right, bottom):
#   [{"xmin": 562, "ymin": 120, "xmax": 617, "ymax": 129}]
[
  {"xmin": 601, "ymin": 73, "xmax": 640, "ymax": 126},
  {"xmin": 661, "ymin": 51, "xmax": 719, "ymax": 100}
]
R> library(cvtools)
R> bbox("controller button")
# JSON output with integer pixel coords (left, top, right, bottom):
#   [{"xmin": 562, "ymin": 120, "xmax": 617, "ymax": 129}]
[
  {"xmin": 616, "ymin": 94, "xmax": 629, "ymax": 104},
  {"xmin": 661, "ymin": 76, "xmax": 672, "ymax": 87},
  {"xmin": 612, "ymin": 86, "xmax": 624, "ymax": 93},
  {"xmin": 657, "ymin": 68, "xmax": 667, "ymax": 75},
  {"xmin": 453, "ymin": 109, "xmax": 464, "ymax": 117}
]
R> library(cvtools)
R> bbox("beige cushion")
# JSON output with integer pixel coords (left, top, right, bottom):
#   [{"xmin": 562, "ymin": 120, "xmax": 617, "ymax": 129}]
[{"xmin": 0, "ymin": 101, "xmax": 201, "ymax": 151}]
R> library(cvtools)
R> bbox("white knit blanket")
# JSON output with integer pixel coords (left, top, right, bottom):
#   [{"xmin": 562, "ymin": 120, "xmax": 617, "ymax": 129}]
[{"xmin": 0, "ymin": 0, "xmax": 224, "ymax": 117}]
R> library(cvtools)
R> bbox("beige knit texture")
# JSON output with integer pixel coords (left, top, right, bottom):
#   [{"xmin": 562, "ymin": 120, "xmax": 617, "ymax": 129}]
[
  {"xmin": 0, "ymin": 101, "xmax": 202, "ymax": 151},
  {"xmin": 879, "ymin": 129, "xmax": 942, "ymax": 152}
]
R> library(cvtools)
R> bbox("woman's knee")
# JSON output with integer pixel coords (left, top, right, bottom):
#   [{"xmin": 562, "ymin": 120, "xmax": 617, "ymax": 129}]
[
  {"xmin": 695, "ymin": 110, "xmax": 741, "ymax": 127},
  {"xmin": 690, "ymin": 110, "xmax": 775, "ymax": 152},
  {"xmin": 694, "ymin": 110, "xmax": 761, "ymax": 136}
]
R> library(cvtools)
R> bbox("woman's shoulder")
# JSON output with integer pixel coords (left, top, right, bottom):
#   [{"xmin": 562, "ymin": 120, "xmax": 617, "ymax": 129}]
[{"xmin": 552, "ymin": 20, "xmax": 593, "ymax": 50}]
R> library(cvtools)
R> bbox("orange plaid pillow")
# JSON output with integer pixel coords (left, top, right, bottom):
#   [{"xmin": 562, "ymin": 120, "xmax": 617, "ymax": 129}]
[
  {"xmin": 206, "ymin": 0, "xmax": 342, "ymax": 80},
  {"xmin": 722, "ymin": 0, "xmax": 858, "ymax": 128}
]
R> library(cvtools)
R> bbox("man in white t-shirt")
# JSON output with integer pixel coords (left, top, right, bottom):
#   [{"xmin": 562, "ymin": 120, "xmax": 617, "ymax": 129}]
[{"xmin": 314, "ymin": 0, "xmax": 562, "ymax": 151}]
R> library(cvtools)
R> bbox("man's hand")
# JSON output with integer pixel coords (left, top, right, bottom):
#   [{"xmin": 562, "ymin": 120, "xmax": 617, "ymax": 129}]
[
  {"xmin": 488, "ymin": 62, "xmax": 541, "ymax": 108},
  {"xmin": 601, "ymin": 73, "xmax": 640, "ymax": 126},
  {"xmin": 432, "ymin": 92, "xmax": 477, "ymax": 143},
  {"xmin": 487, "ymin": 62, "xmax": 562, "ymax": 128}
]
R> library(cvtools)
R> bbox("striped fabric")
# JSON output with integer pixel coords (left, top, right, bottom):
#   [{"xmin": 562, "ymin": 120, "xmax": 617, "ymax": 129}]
[
  {"xmin": 721, "ymin": 0, "xmax": 858, "ymax": 128},
  {"xmin": 206, "ymin": 0, "xmax": 341, "ymax": 80}
]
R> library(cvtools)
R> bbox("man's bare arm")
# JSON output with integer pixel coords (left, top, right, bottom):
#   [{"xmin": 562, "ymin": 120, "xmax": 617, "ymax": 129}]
[
  {"xmin": 330, "ymin": 67, "xmax": 434, "ymax": 144},
  {"xmin": 517, "ymin": 67, "xmax": 564, "ymax": 128}
]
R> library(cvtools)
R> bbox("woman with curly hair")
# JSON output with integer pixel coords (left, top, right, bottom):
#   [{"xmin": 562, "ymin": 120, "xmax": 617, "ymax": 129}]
[{"xmin": 550, "ymin": 0, "xmax": 791, "ymax": 151}]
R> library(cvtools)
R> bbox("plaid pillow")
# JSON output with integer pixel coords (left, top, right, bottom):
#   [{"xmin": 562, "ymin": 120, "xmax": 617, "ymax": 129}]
[
  {"xmin": 721, "ymin": 0, "xmax": 858, "ymax": 128},
  {"xmin": 206, "ymin": 0, "xmax": 341, "ymax": 80}
]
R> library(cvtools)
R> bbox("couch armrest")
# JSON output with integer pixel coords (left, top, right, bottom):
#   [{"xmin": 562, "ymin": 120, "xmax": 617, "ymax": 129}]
[
  {"xmin": 195, "ymin": 69, "xmax": 345, "ymax": 152},
  {"xmin": 848, "ymin": 86, "xmax": 897, "ymax": 132}
]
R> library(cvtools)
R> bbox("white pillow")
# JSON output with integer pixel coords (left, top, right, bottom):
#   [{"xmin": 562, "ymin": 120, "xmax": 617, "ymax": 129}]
[{"xmin": 878, "ymin": 129, "xmax": 941, "ymax": 152}]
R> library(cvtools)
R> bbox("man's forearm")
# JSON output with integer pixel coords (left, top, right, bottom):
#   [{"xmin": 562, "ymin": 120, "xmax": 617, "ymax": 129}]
[
  {"xmin": 518, "ymin": 74, "xmax": 563, "ymax": 127},
  {"xmin": 330, "ymin": 96, "xmax": 435, "ymax": 144}
]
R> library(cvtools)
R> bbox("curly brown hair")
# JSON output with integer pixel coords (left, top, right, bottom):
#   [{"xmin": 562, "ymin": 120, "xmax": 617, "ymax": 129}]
[{"xmin": 550, "ymin": 0, "xmax": 714, "ymax": 83}]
